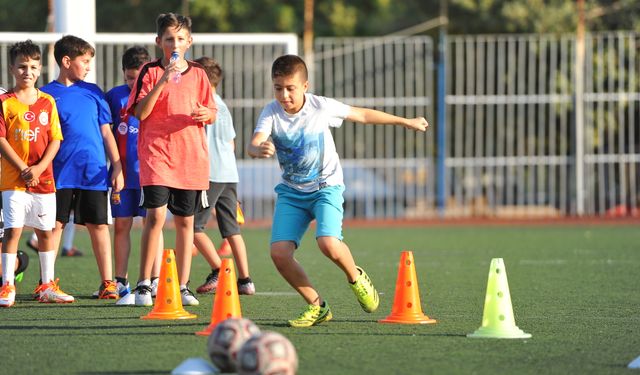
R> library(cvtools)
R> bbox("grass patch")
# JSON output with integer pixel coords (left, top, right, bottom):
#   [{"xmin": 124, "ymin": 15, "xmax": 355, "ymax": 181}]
[{"xmin": 3, "ymin": 225, "xmax": 639, "ymax": 374}]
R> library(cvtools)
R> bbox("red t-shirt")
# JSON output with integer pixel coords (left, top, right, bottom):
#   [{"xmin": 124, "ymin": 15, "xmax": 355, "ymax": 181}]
[{"xmin": 127, "ymin": 59, "xmax": 216, "ymax": 190}]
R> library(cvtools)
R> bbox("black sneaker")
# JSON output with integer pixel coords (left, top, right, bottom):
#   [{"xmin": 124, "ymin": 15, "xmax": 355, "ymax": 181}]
[{"xmin": 196, "ymin": 269, "xmax": 219, "ymax": 294}]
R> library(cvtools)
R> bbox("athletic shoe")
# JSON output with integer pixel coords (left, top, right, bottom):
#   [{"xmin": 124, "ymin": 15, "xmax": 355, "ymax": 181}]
[
  {"xmin": 15, "ymin": 250, "xmax": 29, "ymax": 283},
  {"xmin": 288, "ymin": 302, "xmax": 332, "ymax": 328},
  {"xmin": 237, "ymin": 279, "xmax": 255, "ymax": 295},
  {"xmin": 150, "ymin": 278, "xmax": 159, "ymax": 297},
  {"xmin": 61, "ymin": 246, "xmax": 84, "ymax": 257},
  {"xmin": 0, "ymin": 250, "xmax": 29, "ymax": 285},
  {"xmin": 180, "ymin": 287, "xmax": 199, "ymax": 306},
  {"xmin": 196, "ymin": 270, "xmax": 219, "ymax": 294},
  {"xmin": 36, "ymin": 279, "xmax": 74, "ymax": 303},
  {"xmin": 116, "ymin": 281, "xmax": 130, "ymax": 298},
  {"xmin": 134, "ymin": 284, "xmax": 153, "ymax": 306},
  {"xmin": 96, "ymin": 280, "xmax": 118, "ymax": 299},
  {"xmin": 0, "ymin": 283, "xmax": 16, "ymax": 307},
  {"xmin": 350, "ymin": 266, "xmax": 380, "ymax": 313}
]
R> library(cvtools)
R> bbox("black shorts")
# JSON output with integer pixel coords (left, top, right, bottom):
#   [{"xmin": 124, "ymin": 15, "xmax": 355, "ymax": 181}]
[
  {"xmin": 194, "ymin": 182, "xmax": 240, "ymax": 238},
  {"xmin": 141, "ymin": 185, "xmax": 206, "ymax": 217},
  {"xmin": 56, "ymin": 188, "xmax": 109, "ymax": 225}
]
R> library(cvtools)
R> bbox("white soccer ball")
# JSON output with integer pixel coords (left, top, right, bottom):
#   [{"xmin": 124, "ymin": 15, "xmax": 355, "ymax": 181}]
[
  {"xmin": 207, "ymin": 318, "xmax": 261, "ymax": 372},
  {"xmin": 236, "ymin": 331, "xmax": 298, "ymax": 375}
]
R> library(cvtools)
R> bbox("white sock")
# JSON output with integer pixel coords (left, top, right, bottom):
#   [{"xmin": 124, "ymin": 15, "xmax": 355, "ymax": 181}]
[
  {"xmin": 2, "ymin": 253, "xmax": 17, "ymax": 285},
  {"xmin": 138, "ymin": 279, "xmax": 150, "ymax": 287},
  {"xmin": 62, "ymin": 221, "xmax": 75, "ymax": 250},
  {"xmin": 39, "ymin": 251, "xmax": 56, "ymax": 283},
  {"xmin": 180, "ymin": 284, "xmax": 187, "ymax": 290}
]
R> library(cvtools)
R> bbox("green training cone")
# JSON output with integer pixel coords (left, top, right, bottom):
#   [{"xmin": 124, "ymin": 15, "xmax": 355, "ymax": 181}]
[{"xmin": 468, "ymin": 258, "xmax": 531, "ymax": 339}]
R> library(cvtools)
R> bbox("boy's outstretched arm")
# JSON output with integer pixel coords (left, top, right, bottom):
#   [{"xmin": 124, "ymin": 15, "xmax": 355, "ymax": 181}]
[
  {"xmin": 346, "ymin": 107, "xmax": 429, "ymax": 132},
  {"xmin": 101, "ymin": 123, "xmax": 124, "ymax": 192},
  {"xmin": 247, "ymin": 131, "xmax": 275, "ymax": 159}
]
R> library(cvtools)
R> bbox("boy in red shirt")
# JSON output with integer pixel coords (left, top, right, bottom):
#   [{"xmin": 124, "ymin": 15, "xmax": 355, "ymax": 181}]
[{"xmin": 127, "ymin": 13, "xmax": 216, "ymax": 306}]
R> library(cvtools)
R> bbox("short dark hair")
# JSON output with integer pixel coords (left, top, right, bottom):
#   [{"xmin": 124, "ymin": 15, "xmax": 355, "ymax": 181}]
[
  {"xmin": 156, "ymin": 13, "xmax": 192, "ymax": 38},
  {"xmin": 53, "ymin": 35, "xmax": 95, "ymax": 66},
  {"xmin": 122, "ymin": 46, "xmax": 150, "ymax": 70},
  {"xmin": 9, "ymin": 40, "xmax": 41, "ymax": 66},
  {"xmin": 271, "ymin": 55, "xmax": 308, "ymax": 81},
  {"xmin": 194, "ymin": 56, "xmax": 222, "ymax": 88}
]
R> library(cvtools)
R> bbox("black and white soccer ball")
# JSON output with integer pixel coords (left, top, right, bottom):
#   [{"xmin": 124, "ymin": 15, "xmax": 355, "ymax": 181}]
[
  {"xmin": 207, "ymin": 318, "xmax": 261, "ymax": 372},
  {"xmin": 236, "ymin": 331, "xmax": 298, "ymax": 375}
]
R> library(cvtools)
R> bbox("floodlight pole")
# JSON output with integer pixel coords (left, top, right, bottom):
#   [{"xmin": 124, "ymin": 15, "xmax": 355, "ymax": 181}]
[
  {"xmin": 436, "ymin": 0, "xmax": 448, "ymax": 218},
  {"xmin": 575, "ymin": 0, "xmax": 585, "ymax": 216}
]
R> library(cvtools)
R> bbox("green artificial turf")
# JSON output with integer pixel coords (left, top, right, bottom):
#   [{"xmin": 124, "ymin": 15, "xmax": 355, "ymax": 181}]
[{"xmin": 2, "ymin": 224, "xmax": 638, "ymax": 374}]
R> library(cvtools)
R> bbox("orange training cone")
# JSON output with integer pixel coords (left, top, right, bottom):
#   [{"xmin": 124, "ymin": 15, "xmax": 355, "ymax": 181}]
[
  {"xmin": 196, "ymin": 258, "xmax": 242, "ymax": 335},
  {"xmin": 379, "ymin": 251, "xmax": 436, "ymax": 324},
  {"xmin": 142, "ymin": 249, "xmax": 197, "ymax": 320},
  {"xmin": 218, "ymin": 239, "xmax": 232, "ymax": 257}
]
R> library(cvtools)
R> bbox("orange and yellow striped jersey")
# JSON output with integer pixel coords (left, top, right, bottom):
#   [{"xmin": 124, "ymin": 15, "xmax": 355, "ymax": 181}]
[{"xmin": 0, "ymin": 90, "xmax": 63, "ymax": 193}]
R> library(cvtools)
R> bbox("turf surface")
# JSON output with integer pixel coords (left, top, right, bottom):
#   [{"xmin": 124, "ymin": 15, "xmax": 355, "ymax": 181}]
[{"xmin": 2, "ymin": 224, "xmax": 639, "ymax": 374}]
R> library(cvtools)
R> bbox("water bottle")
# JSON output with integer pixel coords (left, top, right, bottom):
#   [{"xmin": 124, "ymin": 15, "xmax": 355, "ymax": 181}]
[{"xmin": 170, "ymin": 52, "xmax": 181, "ymax": 83}]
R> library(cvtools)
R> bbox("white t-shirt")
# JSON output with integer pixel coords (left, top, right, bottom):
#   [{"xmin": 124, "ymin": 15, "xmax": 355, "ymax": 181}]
[{"xmin": 255, "ymin": 93, "xmax": 351, "ymax": 192}]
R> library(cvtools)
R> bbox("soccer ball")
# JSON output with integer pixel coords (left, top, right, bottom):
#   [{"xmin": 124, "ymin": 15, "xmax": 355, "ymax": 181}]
[
  {"xmin": 236, "ymin": 331, "xmax": 298, "ymax": 375},
  {"xmin": 207, "ymin": 318, "xmax": 261, "ymax": 372}
]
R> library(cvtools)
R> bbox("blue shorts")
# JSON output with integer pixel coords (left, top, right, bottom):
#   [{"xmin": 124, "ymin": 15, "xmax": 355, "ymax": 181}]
[
  {"xmin": 271, "ymin": 183, "xmax": 345, "ymax": 248},
  {"xmin": 111, "ymin": 189, "xmax": 146, "ymax": 218}
]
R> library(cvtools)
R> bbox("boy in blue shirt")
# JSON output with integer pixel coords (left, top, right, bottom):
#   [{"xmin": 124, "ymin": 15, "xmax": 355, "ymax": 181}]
[
  {"xmin": 192, "ymin": 57, "xmax": 254, "ymax": 296},
  {"xmin": 41, "ymin": 35, "xmax": 124, "ymax": 299},
  {"xmin": 248, "ymin": 55, "xmax": 428, "ymax": 327}
]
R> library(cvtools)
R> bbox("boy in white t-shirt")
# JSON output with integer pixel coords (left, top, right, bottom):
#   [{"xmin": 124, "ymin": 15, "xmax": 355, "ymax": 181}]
[{"xmin": 248, "ymin": 54, "xmax": 428, "ymax": 327}]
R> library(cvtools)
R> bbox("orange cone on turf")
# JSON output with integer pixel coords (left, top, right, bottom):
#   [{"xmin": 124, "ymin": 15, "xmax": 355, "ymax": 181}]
[
  {"xmin": 379, "ymin": 251, "xmax": 436, "ymax": 324},
  {"xmin": 142, "ymin": 249, "xmax": 197, "ymax": 320},
  {"xmin": 217, "ymin": 239, "xmax": 231, "ymax": 256},
  {"xmin": 196, "ymin": 258, "xmax": 242, "ymax": 335}
]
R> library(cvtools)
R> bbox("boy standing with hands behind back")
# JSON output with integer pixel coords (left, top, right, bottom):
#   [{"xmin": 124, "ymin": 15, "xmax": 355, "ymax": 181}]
[
  {"xmin": 248, "ymin": 55, "xmax": 428, "ymax": 327},
  {"xmin": 127, "ymin": 13, "xmax": 216, "ymax": 307}
]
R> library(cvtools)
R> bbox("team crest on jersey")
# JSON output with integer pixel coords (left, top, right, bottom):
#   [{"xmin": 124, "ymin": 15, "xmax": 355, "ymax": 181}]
[
  {"xmin": 118, "ymin": 122, "xmax": 128, "ymax": 135},
  {"xmin": 39, "ymin": 111, "xmax": 49, "ymax": 126},
  {"xmin": 24, "ymin": 111, "xmax": 35, "ymax": 122}
]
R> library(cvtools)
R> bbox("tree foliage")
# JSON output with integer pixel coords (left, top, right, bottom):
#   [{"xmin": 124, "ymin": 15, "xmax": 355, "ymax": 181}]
[{"xmin": 0, "ymin": 0, "xmax": 638, "ymax": 35}]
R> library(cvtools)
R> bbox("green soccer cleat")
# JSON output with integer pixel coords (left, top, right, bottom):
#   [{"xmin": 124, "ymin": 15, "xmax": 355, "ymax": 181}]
[
  {"xmin": 288, "ymin": 301, "xmax": 333, "ymax": 328},
  {"xmin": 350, "ymin": 266, "xmax": 380, "ymax": 313}
]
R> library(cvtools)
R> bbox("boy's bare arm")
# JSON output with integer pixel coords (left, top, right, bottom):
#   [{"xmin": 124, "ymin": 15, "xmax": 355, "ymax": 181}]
[
  {"xmin": 346, "ymin": 107, "xmax": 429, "ymax": 132},
  {"xmin": 100, "ymin": 123, "xmax": 124, "ymax": 191},
  {"xmin": 134, "ymin": 62, "xmax": 176, "ymax": 120},
  {"xmin": 134, "ymin": 79, "xmax": 167, "ymax": 120},
  {"xmin": 247, "ymin": 131, "xmax": 275, "ymax": 159}
]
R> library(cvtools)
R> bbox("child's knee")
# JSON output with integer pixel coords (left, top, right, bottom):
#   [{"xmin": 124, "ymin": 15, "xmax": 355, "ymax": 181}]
[
  {"xmin": 317, "ymin": 236, "xmax": 342, "ymax": 259},
  {"xmin": 270, "ymin": 242, "xmax": 295, "ymax": 264}
]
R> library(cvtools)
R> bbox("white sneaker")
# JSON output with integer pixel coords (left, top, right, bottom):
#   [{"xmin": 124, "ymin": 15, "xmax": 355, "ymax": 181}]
[
  {"xmin": 237, "ymin": 280, "xmax": 256, "ymax": 295},
  {"xmin": 116, "ymin": 292, "xmax": 135, "ymax": 306},
  {"xmin": 150, "ymin": 278, "xmax": 159, "ymax": 298},
  {"xmin": 37, "ymin": 279, "xmax": 74, "ymax": 303},
  {"xmin": 134, "ymin": 284, "xmax": 153, "ymax": 306},
  {"xmin": 116, "ymin": 281, "xmax": 130, "ymax": 298},
  {"xmin": 180, "ymin": 287, "xmax": 199, "ymax": 306},
  {"xmin": 0, "ymin": 283, "xmax": 16, "ymax": 307}
]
